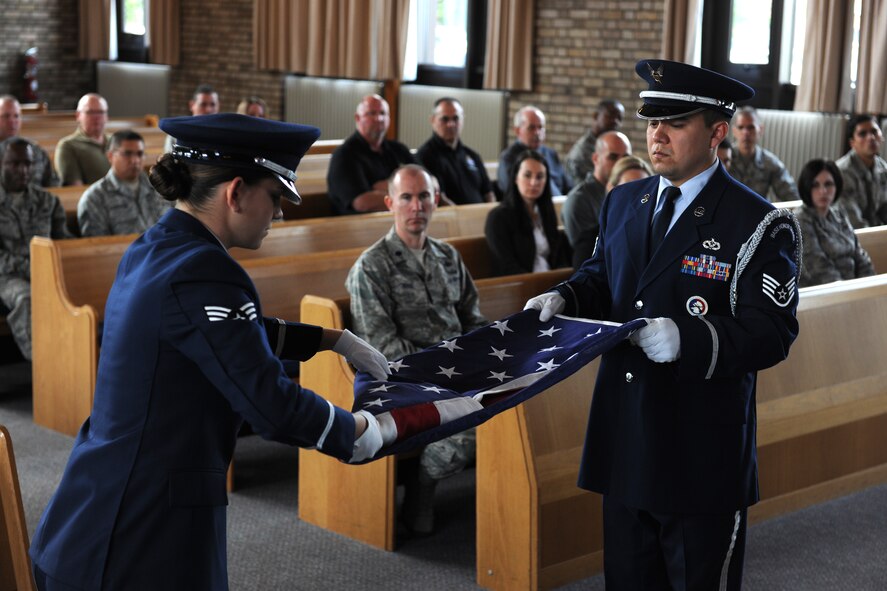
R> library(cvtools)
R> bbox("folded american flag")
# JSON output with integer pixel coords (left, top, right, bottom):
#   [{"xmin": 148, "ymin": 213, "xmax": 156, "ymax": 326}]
[{"xmin": 351, "ymin": 310, "xmax": 645, "ymax": 462}]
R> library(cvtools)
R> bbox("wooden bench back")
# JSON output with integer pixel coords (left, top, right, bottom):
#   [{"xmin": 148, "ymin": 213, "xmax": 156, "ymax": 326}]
[
  {"xmin": 857, "ymin": 225, "xmax": 887, "ymax": 274},
  {"xmin": 758, "ymin": 274, "xmax": 887, "ymax": 407},
  {"xmin": 0, "ymin": 426, "xmax": 36, "ymax": 591}
]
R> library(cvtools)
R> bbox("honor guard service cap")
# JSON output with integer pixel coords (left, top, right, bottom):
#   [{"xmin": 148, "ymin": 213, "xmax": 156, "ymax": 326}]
[
  {"xmin": 159, "ymin": 113, "xmax": 321, "ymax": 204},
  {"xmin": 635, "ymin": 59, "xmax": 755, "ymax": 121}
]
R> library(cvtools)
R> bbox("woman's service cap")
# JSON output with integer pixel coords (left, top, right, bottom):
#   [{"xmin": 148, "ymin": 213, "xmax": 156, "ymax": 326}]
[
  {"xmin": 635, "ymin": 59, "xmax": 755, "ymax": 121},
  {"xmin": 159, "ymin": 113, "xmax": 321, "ymax": 204}
]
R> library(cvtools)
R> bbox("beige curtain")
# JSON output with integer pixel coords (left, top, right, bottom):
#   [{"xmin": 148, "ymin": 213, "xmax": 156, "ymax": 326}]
[
  {"xmin": 254, "ymin": 0, "xmax": 406, "ymax": 80},
  {"xmin": 794, "ymin": 0, "xmax": 854, "ymax": 112},
  {"xmin": 149, "ymin": 0, "xmax": 181, "ymax": 66},
  {"xmin": 483, "ymin": 0, "xmax": 534, "ymax": 91},
  {"xmin": 855, "ymin": 0, "xmax": 887, "ymax": 113},
  {"xmin": 375, "ymin": 0, "xmax": 410, "ymax": 80},
  {"xmin": 79, "ymin": 0, "xmax": 111, "ymax": 60},
  {"xmin": 661, "ymin": 0, "xmax": 700, "ymax": 63}
]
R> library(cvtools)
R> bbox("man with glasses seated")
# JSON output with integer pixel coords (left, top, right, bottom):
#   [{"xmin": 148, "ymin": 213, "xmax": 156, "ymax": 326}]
[
  {"xmin": 561, "ymin": 130, "xmax": 632, "ymax": 267},
  {"xmin": 55, "ymin": 93, "xmax": 111, "ymax": 186},
  {"xmin": 77, "ymin": 130, "xmax": 169, "ymax": 237},
  {"xmin": 416, "ymin": 97, "xmax": 496, "ymax": 205}
]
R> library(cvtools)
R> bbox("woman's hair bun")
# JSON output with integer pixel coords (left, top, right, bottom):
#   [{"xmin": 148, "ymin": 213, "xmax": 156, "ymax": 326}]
[{"xmin": 149, "ymin": 153, "xmax": 193, "ymax": 201}]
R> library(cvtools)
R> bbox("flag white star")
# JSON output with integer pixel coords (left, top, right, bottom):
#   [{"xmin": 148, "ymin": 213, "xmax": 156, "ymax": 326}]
[
  {"xmin": 488, "ymin": 370, "xmax": 512, "ymax": 382},
  {"xmin": 422, "ymin": 385, "xmax": 445, "ymax": 393},
  {"xmin": 438, "ymin": 339, "xmax": 463, "ymax": 352},
  {"xmin": 584, "ymin": 328, "xmax": 603, "ymax": 338},
  {"xmin": 536, "ymin": 358, "xmax": 560, "ymax": 371},
  {"xmin": 490, "ymin": 320, "xmax": 513, "ymax": 336},
  {"xmin": 363, "ymin": 397, "xmax": 391, "ymax": 408},
  {"xmin": 539, "ymin": 344, "xmax": 562, "ymax": 353},
  {"xmin": 488, "ymin": 346, "xmax": 513, "ymax": 361},
  {"xmin": 388, "ymin": 359, "xmax": 409, "ymax": 372},
  {"xmin": 437, "ymin": 366, "xmax": 461, "ymax": 378},
  {"xmin": 538, "ymin": 326, "xmax": 561, "ymax": 337},
  {"xmin": 369, "ymin": 384, "xmax": 392, "ymax": 393}
]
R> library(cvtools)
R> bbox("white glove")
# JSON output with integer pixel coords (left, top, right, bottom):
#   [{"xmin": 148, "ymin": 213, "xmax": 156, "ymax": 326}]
[
  {"xmin": 350, "ymin": 410, "xmax": 383, "ymax": 462},
  {"xmin": 333, "ymin": 329, "xmax": 390, "ymax": 382},
  {"xmin": 631, "ymin": 317, "xmax": 681, "ymax": 363},
  {"xmin": 524, "ymin": 292, "xmax": 566, "ymax": 322}
]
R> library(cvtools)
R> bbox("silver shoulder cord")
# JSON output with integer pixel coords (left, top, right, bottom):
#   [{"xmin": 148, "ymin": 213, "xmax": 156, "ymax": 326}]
[{"xmin": 729, "ymin": 208, "xmax": 803, "ymax": 317}]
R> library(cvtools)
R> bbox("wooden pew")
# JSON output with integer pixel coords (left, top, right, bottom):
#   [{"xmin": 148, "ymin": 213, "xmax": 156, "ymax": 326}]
[
  {"xmin": 751, "ymin": 274, "xmax": 887, "ymax": 523},
  {"xmin": 0, "ymin": 425, "xmax": 37, "ymax": 591},
  {"xmin": 856, "ymin": 225, "xmax": 887, "ymax": 273},
  {"xmin": 29, "ymin": 233, "xmax": 499, "ymax": 437},
  {"xmin": 297, "ymin": 268, "xmax": 573, "ymax": 552}
]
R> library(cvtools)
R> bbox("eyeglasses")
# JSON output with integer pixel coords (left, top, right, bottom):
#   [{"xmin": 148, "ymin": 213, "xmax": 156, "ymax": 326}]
[
  {"xmin": 115, "ymin": 150, "xmax": 144, "ymax": 158},
  {"xmin": 437, "ymin": 115, "xmax": 461, "ymax": 124}
]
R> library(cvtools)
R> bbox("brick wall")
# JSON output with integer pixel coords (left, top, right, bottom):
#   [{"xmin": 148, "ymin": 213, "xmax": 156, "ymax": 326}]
[
  {"xmin": 0, "ymin": 0, "xmax": 95, "ymax": 110},
  {"xmin": 508, "ymin": 0, "xmax": 665, "ymax": 157},
  {"xmin": 168, "ymin": 1, "xmax": 282, "ymax": 119},
  {"xmin": 0, "ymin": 0, "xmax": 664, "ymax": 155}
]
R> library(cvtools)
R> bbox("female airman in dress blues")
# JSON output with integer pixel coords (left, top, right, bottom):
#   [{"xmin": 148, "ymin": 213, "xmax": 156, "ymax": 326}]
[{"xmin": 29, "ymin": 114, "xmax": 389, "ymax": 591}]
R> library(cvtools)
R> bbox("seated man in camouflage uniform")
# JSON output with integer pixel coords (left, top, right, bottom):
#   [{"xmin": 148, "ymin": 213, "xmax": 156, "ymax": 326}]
[
  {"xmin": 0, "ymin": 139, "xmax": 72, "ymax": 360},
  {"xmin": 77, "ymin": 129, "xmax": 169, "ymax": 237},
  {"xmin": 0, "ymin": 95, "xmax": 60, "ymax": 188},
  {"xmin": 730, "ymin": 106, "xmax": 800, "ymax": 202},
  {"xmin": 836, "ymin": 114, "xmax": 887, "ymax": 229},
  {"xmin": 346, "ymin": 164, "xmax": 487, "ymax": 535}
]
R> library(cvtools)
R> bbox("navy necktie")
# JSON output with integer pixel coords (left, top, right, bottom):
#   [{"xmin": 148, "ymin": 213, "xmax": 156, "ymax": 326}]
[{"xmin": 649, "ymin": 186, "xmax": 681, "ymax": 258}]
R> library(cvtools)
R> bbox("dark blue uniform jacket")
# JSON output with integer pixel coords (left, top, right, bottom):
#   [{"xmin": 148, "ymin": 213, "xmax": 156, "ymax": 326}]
[
  {"xmin": 554, "ymin": 164, "xmax": 801, "ymax": 515},
  {"xmin": 30, "ymin": 209, "xmax": 356, "ymax": 590}
]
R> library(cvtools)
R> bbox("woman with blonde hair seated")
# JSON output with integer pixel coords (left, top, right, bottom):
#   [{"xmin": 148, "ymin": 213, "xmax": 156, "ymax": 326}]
[
  {"xmin": 606, "ymin": 155, "xmax": 654, "ymax": 192},
  {"xmin": 797, "ymin": 158, "xmax": 874, "ymax": 286},
  {"xmin": 236, "ymin": 96, "xmax": 267, "ymax": 118}
]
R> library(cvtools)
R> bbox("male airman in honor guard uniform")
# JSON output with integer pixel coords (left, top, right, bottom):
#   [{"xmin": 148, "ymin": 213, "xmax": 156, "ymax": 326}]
[{"xmin": 525, "ymin": 59, "xmax": 801, "ymax": 590}]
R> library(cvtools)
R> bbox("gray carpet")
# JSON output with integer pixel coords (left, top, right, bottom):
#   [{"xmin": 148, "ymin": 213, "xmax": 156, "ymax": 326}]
[{"xmin": 2, "ymin": 359, "xmax": 885, "ymax": 590}]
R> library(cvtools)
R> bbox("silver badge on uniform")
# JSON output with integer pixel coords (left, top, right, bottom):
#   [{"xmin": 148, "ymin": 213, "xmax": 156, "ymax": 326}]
[
  {"xmin": 761, "ymin": 273, "xmax": 796, "ymax": 307},
  {"xmin": 686, "ymin": 296, "xmax": 708, "ymax": 316},
  {"xmin": 641, "ymin": 194, "xmax": 650, "ymax": 204},
  {"xmin": 702, "ymin": 238, "xmax": 721, "ymax": 251},
  {"xmin": 694, "ymin": 206, "xmax": 705, "ymax": 217},
  {"xmin": 204, "ymin": 302, "xmax": 258, "ymax": 322}
]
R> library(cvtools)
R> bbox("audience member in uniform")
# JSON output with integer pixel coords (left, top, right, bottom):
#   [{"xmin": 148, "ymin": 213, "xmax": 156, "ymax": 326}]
[
  {"xmin": 730, "ymin": 106, "xmax": 799, "ymax": 202},
  {"xmin": 77, "ymin": 130, "xmax": 169, "ymax": 237},
  {"xmin": 486, "ymin": 150, "xmax": 570, "ymax": 276},
  {"xmin": 0, "ymin": 139, "xmax": 71, "ymax": 360},
  {"xmin": 797, "ymin": 158, "xmax": 874, "ymax": 286},
  {"xmin": 561, "ymin": 131, "xmax": 631, "ymax": 267},
  {"xmin": 497, "ymin": 106, "xmax": 571, "ymax": 196},
  {"xmin": 236, "ymin": 96, "xmax": 267, "ymax": 118},
  {"xmin": 606, "ymin": 155, "xmax": 654, "ymax": 192},
  {"xmin": 327, "ymin": 94, "xmax": 415, "ymax": 215},
  {"xmin": 565, "ymin": 99, "xmax": 626, "ymax": 185},
  {"xmin": 836, "ymin": 114, "xmax": 887, "ymax": 228},
  {"xmin": 54, "ymin": 93, "xmax": 111, "ymax": 186},
  {"xmin": 416, "ymin": 97, "xmax": 495, "ymax": 205},
  {"xmin": 165, "ymin": 85, "xmax": 221, "ymax": 152},
  {"xmin": 346, "ymin": 164, "xmax": 486, "ymax": 535},
  {"xmin": 0, "ymin": 95, "xmax": 59, "ymax": 187},
  {"xmin": 717, "ymin": 138, "xmax": 733, "ymax": 172}
]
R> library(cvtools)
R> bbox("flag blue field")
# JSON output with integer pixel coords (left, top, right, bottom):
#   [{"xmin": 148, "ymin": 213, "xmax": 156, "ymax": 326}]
[{"xmin": 351, "ymin": 310, "xmax": 645, "ymax": 462}]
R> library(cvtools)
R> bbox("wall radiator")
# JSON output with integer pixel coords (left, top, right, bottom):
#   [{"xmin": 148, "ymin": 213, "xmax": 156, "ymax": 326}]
[
  {"xmin": 283, "ymin": 76, "xmax": 384, "ymax": 141},
  {"xmin": 96, "ymin": 61, "xmax": 170, "ymax": 118},
  {"xmin": 397, "ymin": 85, "xmax": 507, "ymax": 161},
  {"xmin": 751, "ymin": 109, "xmax": 848, "ymax": 181}
]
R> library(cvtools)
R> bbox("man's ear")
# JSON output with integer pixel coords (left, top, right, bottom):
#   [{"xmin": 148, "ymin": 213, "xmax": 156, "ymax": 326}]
[
  {"xmin": 225, "ymin": 177, "xmax": 245, "ymax": 213},
  {"xmin": 710, "ymin": 121, "xmax": 729, "ymax": 149},
  {"xmin": 384, "ymin": 194, "xmax": 394, "ymax": 212}
]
